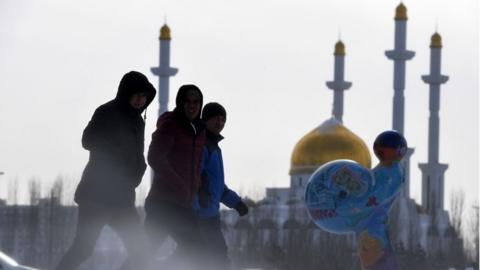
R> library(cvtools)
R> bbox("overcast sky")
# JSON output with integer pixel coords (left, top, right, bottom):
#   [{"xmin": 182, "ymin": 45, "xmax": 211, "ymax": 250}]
[{"xmin": 0, "ymin": 0, "xmax": 478, "ymax": 212}]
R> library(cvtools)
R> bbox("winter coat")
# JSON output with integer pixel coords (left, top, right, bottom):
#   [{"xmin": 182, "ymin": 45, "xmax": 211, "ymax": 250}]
[
  {"xmin": 193, "ymin": 132, "xmax": 241, "ymax": 218},
  {"xmin": 146, "ymin": 85, "xmax": 206, "ymax": 209},
  {"xmin": 74, "ymin": 71, "xmax": 156, "ymax": 208},
  {"xmin": 146, "ymin": 111, "xmax": 206, "ymax": 208}
]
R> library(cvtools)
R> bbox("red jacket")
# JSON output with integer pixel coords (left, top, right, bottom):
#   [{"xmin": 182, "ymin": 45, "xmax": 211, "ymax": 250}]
[{"xmin": 147, "ymin": 111, "xmax": 206, "ymax": 208}]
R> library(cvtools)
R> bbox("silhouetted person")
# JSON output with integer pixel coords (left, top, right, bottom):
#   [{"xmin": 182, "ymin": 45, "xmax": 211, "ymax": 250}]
[
  {"xmin": 145, "ymin": 84, "xmax": 206, "ymax": 269},
  {"xmin": 193, "ymin": 102, "xmax": 249, "ymax": 270},
  {"xmin": 55, "ymin": 71, "xmax": 156, "ymax": 270}
]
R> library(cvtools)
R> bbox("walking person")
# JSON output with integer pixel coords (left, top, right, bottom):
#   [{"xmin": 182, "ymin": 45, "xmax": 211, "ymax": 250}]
[
  {"xmin": 54, "ymin": 71, "xmax": 156, "ymax": 270},
  {"xmin": 193, "ymin": 102, "xmax": 249, "ymax": 270},
  {"xmin": 145, "ymin": 84, "xmax": 206, "ymax": 269}
]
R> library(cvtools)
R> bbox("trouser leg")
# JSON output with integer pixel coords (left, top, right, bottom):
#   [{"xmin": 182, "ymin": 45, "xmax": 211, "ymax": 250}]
[
  {"xmin": 109, "ymin": 207, "xmax": 150, "ymax": 270},
  {"xmin": 144, "ymin": 210, "xmax": 168, "ymax": 252},
  {"xmin": 54, "ymin": 204, "xmax": 105, "ymax": 270},
  {"xmin": 198, "ymin": 217, "xmax": 230, "ymax": 270},
  {"xmin": 145, "ymin": 200, "xmax": 203, "ymax": 270}
]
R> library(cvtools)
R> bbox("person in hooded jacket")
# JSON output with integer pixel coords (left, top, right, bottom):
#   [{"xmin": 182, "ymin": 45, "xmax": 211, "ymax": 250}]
[
  {"xmin": 145, "ymin": 84, "xmax": 206, "ymax": 269},
  {"xmin": 54, "ymin": 71, "xmax": 156, "ymax": 270},
  {"xmin": 193, "ymin": 102, "xmax": 248, "ymax": 270}
]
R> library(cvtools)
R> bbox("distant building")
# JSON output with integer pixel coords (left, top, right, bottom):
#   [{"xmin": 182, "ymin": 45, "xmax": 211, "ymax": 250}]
[
  {"xmin": 216, "ymin": 3, "xmax": 458, "ymax": 266},
  {"xmin": 0, "ymin": 3, "xmax": 465, "ymax": 270}
]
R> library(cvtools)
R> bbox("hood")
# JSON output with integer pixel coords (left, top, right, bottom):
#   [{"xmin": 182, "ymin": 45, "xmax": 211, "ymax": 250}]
[
  {"xmin": 115, "ymin": 71, "xmax": 156, "ymax": 113},
  {"xmin": 173, "ymin": 84, "xmax": 203, "ymax": 125}
]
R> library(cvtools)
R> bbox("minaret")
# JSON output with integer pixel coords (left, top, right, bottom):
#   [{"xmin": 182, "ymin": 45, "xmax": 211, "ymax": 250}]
[
  {"xmin": 419, "ymin": 32, "xmax": 449, "ymax": 215},
  {"xmin": 151, "ymin": 24, "xmax": 178, "ymax": 116},
  {"xmin": 385, "ymin": 3, "xmax": 415, "ymax": 198},
  {"xmin": 326, "ymin": 40, "xmax": 352, "ymax": 123}
]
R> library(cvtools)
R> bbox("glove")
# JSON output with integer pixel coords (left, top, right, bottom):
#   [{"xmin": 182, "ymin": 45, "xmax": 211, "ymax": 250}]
[{"xmin": 234, "ymin": 201, "xmax": 249, "ymax": 216}]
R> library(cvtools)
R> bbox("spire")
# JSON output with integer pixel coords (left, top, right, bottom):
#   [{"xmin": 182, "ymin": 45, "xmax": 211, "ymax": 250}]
[
  {"xmin": 430, "ymin": 32, "xmax": 442, "ymax": 48},
  {"xmin": 419, "ymin": 30, "xmax": 449, "ymax": 215},
  {"xmin": 385, "ymin": 1, "xmax": 415, "ymax": 133},
  {"xmin": 160, "ymin": 24, "xmax": 171, "ymax": 40},
  {"xmin": 395, "ymin": 3, "xmax": 408, "ymax": 20},
  {"xmin": 151, "ymin": 22, "xmax": 178, "ymax": 116},
  {"xmin": 334, "ymin": 40, "xmax": 345, "ymax": 56},
  {"xmin": 385, "ymin": 1, "xmax": 415, "ymax": 199},
  {"xmin": 326, "ymin": 40, "xmax": 351, "ymax": 123}
]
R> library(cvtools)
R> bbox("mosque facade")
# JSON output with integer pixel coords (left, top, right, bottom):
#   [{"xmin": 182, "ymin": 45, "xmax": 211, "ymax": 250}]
[{"xmin": 151, "ymin": 3, "xmax": 458, "ymax": 264}]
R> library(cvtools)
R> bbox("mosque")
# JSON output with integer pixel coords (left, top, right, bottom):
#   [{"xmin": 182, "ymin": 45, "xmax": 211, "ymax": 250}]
[{"xmin": 150, "ymin": 2, "xmax": 457, "ymax": 261}]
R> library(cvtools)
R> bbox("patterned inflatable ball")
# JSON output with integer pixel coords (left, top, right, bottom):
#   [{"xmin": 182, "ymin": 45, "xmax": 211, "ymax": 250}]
[{"xmin": 304, "ymin": 159, "xmax": 375, "ymax": 234}]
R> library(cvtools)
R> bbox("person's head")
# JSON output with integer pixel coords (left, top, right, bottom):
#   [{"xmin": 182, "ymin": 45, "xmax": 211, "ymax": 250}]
[
  {"xmin": 202, "ymin": 102, "xmax": 226, "ymax": 135},
  {"xmin": 129, "ymin": 92, "xmax": 148, "ymax": 109},
  {"xmin": 117, "ymin": 71, "xmax": 156, "ymax": 112},
  {"xmin": 175, "ymin": 84, "xmax": 203, "ymax": 121}
]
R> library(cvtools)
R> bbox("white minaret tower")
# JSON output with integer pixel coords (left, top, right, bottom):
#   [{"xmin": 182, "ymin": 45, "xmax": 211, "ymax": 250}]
[
  {"xmin": 419, "ymin": 32, "xmax": 449, "ymax": 215},
  {"xmin": 385, "ymin": 3, "xmax": 415, "ymax": 198},
  {"xmin": 326, "ymin": 40, "xmax": 352, "ymax": 123},
  {"xmin": 151, "ymin": 24, "xmax": 178, "ymax": 116}
]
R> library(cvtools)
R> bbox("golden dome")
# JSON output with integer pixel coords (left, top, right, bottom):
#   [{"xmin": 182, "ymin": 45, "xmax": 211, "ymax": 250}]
[
  {"xmin": 395, "ymin": 3, "xmax": 408, "ymax": 20},
  {"xmin": 334, "ymin": 40, "xmax": 345, "ymax": 56},
  {"xmin": 430, "ymin": 32, "xmax": 442, "ymax": 48},
  {"xmin": 290, "ymin": 118, "xmax": 372, "ymax": 175},
  {"xmin": 160, "ymin": 24, "xmax": 171, "ymax": 40}
]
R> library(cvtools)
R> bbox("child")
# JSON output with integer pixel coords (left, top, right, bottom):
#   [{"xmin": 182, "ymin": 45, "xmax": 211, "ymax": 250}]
[
  {"xmin": 358, "ymin": 130, "xmax": 407, "ymax": 270},
  {"xmin": 193, "ymin": 102, "xmax": 248, "ymax": 270},
  {"xmin": 358, "ymin": 161, "xmax": 403, "ymax": 270}
]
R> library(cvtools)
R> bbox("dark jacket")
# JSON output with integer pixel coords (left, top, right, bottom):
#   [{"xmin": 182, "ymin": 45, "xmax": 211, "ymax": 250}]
[
  {"xmin": 193, "ymin": 132, "xmax": 241, "ymax": 218},
  {"xmin": 146, "ymin": 85, "xmax": 206, "ymax": 208},
  {"xmin": 74, "ymin": 71, "xmax": 156, "ymax": 208}
]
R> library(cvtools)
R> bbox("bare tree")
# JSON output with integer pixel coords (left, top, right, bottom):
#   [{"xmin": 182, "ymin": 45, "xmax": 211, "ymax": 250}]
[
  {"xmin": 467, "ymin": 203, "xmax": 479, "ymax": 266},
  {"xmin": 59, "ymin": 174, "xmax": 77, "ymax": 206},
  {"xmin": 7, "ymin": 177, "xmax": 19, "ymax": 205},
  {"xmin": 51, "ymin": 175, "xmax": 64, "ymax": 205},
  {"xmin": 45, "ymin": 176, "xmax": 65, "ymax": 268},
  {"xmin": 3, "ymin": 178, "xmax": 19, "ymax": 255},
  {"xmin": 29, "ymin": 178, "xmax": 41, "ymax": 205},
  {"xmin": 445, "ymin": 190, "xmax": 469, "ymax": 269},
  {"xmin": 25, "ymin": 178, "xmax": 41, "ymax": 266},
  {"xmin": 450, "ymin": 189, "xmax": 465, "ymax": 234}
]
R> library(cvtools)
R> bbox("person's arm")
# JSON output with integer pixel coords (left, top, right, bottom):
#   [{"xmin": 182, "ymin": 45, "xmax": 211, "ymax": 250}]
[
  {"xmin": 221, "ymin": 185, "xmax": 248, "ymax": 216},
  {"xmin": 82, "ymin": 107, "xmax": 124, "ymax": 161},
  {"xmin": 198, "ymin": 148, "xmax": 210, "ymax": 207},
  {"xmin": 82, "ymin": 107, "xmax": 111, "ymax": 151},
  {"xmin": 147, "ymin": 120, "xmax": 184, "ymax": 184},
  {"xmin": 130, "ymin": 121, "xmax": 147, "ymax": 182},
  {"xmin": 129, "ymin": 143, "xmax": 147, "ymax": 187}
]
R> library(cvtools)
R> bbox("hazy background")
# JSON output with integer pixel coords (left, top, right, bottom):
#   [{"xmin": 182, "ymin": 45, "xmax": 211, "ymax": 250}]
[{"xmin": 0, "ymin": 0, "xmax": 478, "ymax": 213}]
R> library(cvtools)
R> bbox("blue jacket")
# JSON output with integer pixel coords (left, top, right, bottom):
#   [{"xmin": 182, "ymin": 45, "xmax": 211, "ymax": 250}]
[{"xmin": 193, "ymin": 132, "xmax": 241, "ymax": 219}]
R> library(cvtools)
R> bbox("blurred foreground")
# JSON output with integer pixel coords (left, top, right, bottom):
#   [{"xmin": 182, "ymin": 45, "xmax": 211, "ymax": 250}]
[{"xmin": 0, "ymin": 197, "xmax": 477, "ymax": 270}]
